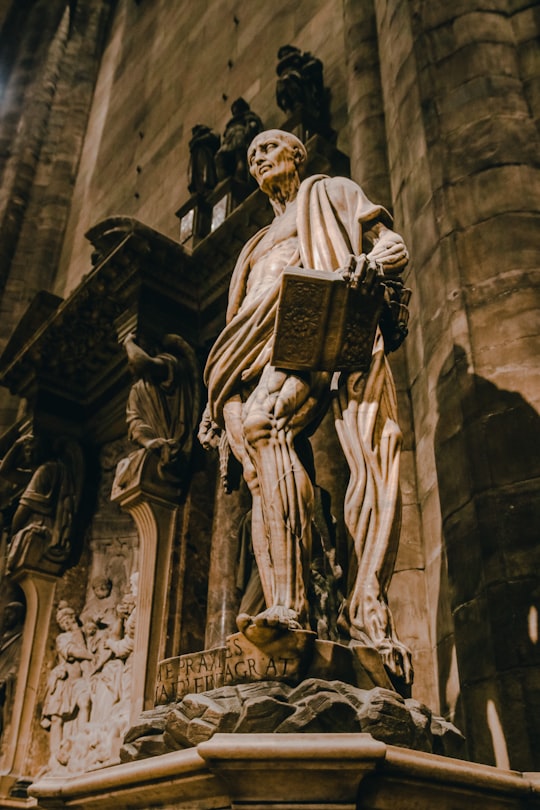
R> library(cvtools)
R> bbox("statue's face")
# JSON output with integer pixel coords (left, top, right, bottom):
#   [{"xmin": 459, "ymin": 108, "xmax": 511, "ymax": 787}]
[
  {"xmin": 248, "ymin": 132, "xmax": 299, "ymax": 192},
  {"xmin": 3, "ymin": 604, "xmax": 23, "ymax": 630},
  {"xmin": 22, "ymin": 436, "xmax": 40, "ymax": 466},
  {"xmin": 58, "ymin": 611, "xmax": 77, "ymax": 632},
  {"xmin": 93, "ymin": 578, "xmax": 112, "ymax": 599}
]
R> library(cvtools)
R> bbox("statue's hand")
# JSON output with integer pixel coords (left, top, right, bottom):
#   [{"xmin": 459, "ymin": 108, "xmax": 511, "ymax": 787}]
[
  {"xmin": 339, "ymin": 254, "xmax": 382, "ymax": 294},
  {"xmin": 367, "ymin": 230, "xmax": 408, "ymax": 274},
  {"xmin": 14, "ymin": 433, "xmax": 33, "ymax": 447},
  {"xmin": 198, "ymin": 404, "xmax": 222, "ymax": 450}
]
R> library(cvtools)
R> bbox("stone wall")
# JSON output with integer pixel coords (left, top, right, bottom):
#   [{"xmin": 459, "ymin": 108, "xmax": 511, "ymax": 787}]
[
  {"xmin": 373, "ymin": 0, "xmax": 540, "ymax": 769},
  {"xmin": 56, "ymin": 0, "xmax": 349, "ymax": 296},
  {"xmin": 0, "ymin": 0, "xmax": 538, "ymax": 787}
]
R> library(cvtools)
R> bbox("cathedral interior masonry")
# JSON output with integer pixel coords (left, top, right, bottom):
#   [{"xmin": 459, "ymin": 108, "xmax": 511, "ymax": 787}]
[{"xmin": 0, "ymin": 1, "xmax": 538, "ymax": 808}]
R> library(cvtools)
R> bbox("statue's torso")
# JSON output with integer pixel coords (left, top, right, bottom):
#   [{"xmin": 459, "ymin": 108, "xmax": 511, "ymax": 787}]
[{"xmin": 243, "ymin": 199, "xmax": 299, "ymax": 308}]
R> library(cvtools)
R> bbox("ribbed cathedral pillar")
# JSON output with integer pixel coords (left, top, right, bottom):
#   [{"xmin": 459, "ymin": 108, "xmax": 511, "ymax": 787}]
[
  {"xmin": 372, "ymin": 0, "xmax": 540, "ymax": 771},
  {"xmin": 341, "ymin": 0, "xmax": 437, "ymax": 711}
]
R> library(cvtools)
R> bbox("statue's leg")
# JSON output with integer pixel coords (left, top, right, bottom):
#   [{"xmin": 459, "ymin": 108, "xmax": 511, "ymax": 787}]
[
  {"xmin": 240, "ymin": 366, "xmax": 328, "ymax": 630},
  {"xmin": 334, "ymin": 332, "xmax": 413, "ymax": 684},
  {"xmin": 222, "ymin": 397, "xmax": 275, "ymax": 606}
]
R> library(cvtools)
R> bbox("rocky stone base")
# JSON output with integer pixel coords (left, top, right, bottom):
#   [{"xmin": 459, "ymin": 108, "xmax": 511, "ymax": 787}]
[{"xmin": 121, "ymin": 678, "xmax": 464, "ymax": 763}]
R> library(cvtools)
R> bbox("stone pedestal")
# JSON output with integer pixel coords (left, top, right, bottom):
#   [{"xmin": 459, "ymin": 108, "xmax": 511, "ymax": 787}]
[
  {"xmin": 29, "ymin": 734, "xmax": 540, "ymax": 810},
  {"xmin": 112, "ymin": 449, "xmax": 184, "ymax": 719},
  {"xmin": 204, "ymin": 480, "xmax": 251, "ymax": 649},
  {"xmin": 0, "ymin": 569, "xmax": 57, "ymax": 798}
]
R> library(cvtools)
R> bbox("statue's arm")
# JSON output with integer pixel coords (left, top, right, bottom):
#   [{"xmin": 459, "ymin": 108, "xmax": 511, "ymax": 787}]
[
  {"xmin": 363, "ymin": 221, "xmax": 409, "ymax": 276},
  {"xmin": 124, "ymin": 332, "xmax": 168, "ymax": 382},
  {"xmin": 197, "ymin": 404, "xmax": 222, "ymax": 450}
]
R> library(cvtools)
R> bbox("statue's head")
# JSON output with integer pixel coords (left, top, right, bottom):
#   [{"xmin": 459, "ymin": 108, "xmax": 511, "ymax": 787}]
[
  {"xmin": 3, "ymin": 601, "xmax": 25, "ymax": 631},
  {"xmin": 20, "ymin": 432, "xmax": 47, "ymax": 468},
  {"xmin": 117, "ymin": 593, "xmax": 136, "ymax": 618},
  {"xmin": 231, "ymin": 97, "xmax": 249, "ymax": 116},
  {"xmin": 56, "ymin": 601, "xmax": 77, "ymax": 631},
  {"xmin": 92, "ymin": 576, "xmax": 113, "ymax": 599},
  {"xmin": 247, "ymin": 129, "xmax": 306, "ymax": 197}
]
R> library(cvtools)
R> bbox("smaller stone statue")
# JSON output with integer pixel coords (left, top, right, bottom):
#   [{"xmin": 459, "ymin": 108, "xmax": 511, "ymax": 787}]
[
  {"xmin": 123, "ymin": 332, "xmax": 200, "ymax": 484},
  {"xmin": 187, "ymin": 124, "xmax": 220, "ymax": 195},
  {"xmin": 0, "ymin": 600, "xmax": 25, "ymax": 738},
  {"xmin": 215, "ymin": 98, "xmax": 264, "ymax": 183},
  {"xmin": 0, "ymin": 432, "xmax": 84, "ymax": 575},
  {"xmin": 41, "ymin": 602, "xmax": 92, "ymax": 769},
  {"xmin": 102, "ymin": 590, "xmax": 136, "ymax": 714},
  {"xmin": 275, "ymin": 45, "xmax": 330, "ymax": 129}
]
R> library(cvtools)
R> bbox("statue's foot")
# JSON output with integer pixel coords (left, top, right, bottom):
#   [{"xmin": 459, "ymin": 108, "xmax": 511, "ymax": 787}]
[
  {"xmin": 376, "ymin": 638, "xmax": 414, "ymax": 685},
  {"xmin": 237, "ymin": 606, "xmax": 303, "ymax": 645}
]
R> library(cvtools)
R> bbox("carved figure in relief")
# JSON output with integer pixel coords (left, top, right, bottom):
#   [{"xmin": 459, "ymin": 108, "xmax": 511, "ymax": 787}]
[
  {"xmin": 41, "ymin": 602, "xmax": 92, "ymax": 767},
  {"xmin": 80, "ymin": 576, "xmax": 117, "ymax": 629},
  {"xmin": 0, "ymin": 600, "xmax": 25, "ymax": 738},
  {"xmin": 82, "ymin": 616, "xmax": 121, "ymax": 726},
  {"xmin": 215, "ymin": 98, "xmax": 264, "ymax": 183},
  {"xmin": 124, "ymin": 332, "xmax": 200, "ymax": 483},
  {"xmin": 201, "ymin": 130, "xmax": 412, "ymax": 683},
  {"xmin": 0, "ymin": 432, "xmax": 83, "ymax": 574},
  {"xmin": 187, "ymin": 123, "xmax": 220, "ymax": 195},
  {"xmin": 103, "ymin": 592, "xmax": 136, "ymax": 709}
]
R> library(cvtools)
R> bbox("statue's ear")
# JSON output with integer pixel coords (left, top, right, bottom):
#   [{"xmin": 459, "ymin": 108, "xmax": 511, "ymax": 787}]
[{"xmin": 293, "ymin": 146, "xmax": 305, "ymax": 166}]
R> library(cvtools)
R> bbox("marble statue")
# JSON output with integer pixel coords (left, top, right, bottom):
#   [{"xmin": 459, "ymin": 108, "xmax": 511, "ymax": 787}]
[
  {"xmin": 0, "ymin": 432, "xmax": 84, "ymax": 575},
  {"xmin": 0, "ymin": 600, "xmax": 25, "ymax": 738},
  {"xmin": 215, "ymin": 97, "xmax": 263, "ymax": 183},
  {"xmin": 124, "ymin": 332, "xmax": 200, "ymax": 483},
  {"xmin": 200, "ymin": 129, "xmax": 412, "ymax": 683}
]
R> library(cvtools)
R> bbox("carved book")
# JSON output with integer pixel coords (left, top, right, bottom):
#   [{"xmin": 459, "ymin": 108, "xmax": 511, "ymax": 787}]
[{"xmin": 271, "ymin": 266, "xmax": 384, "ymax": 372}]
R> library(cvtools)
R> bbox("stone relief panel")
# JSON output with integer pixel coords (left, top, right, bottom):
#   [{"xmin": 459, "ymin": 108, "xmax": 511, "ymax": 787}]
[{"xmin": 39, "ymin": 439, "xmax": 140, "ymax": 775}]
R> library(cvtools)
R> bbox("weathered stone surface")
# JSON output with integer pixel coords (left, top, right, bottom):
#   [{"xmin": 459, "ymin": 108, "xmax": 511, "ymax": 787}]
[
  {"xmin": 235, "ymin": 696, "xmax": 295, "ymax": 733},
  {"xmin": 122, "ymin": 680, "xmax": 465, "ymax": 761},
  {"xmin": 280, "ymin": 692, "xmax": 361, "ymax": 733},
  {"xmin": 163, "ymin": 707, "xmax": 192, "ymax": 748},
  {"xmin": 357, "ymin": 688, "xmax": 417, "ymax": 748},
  {"xmin": 431, "ymin": 714, "xmax": 467, "ymax": 759},
  {"xmin": 119, "ymin": 734, "xmax": 174, "ymax": 763},
  {"xmin": 123, "ymin": 706, "xmax": 170, "ymax": 744},
  {"xmin": 405, "ymin": 698, "xmax": 433, "ymax": 753}
]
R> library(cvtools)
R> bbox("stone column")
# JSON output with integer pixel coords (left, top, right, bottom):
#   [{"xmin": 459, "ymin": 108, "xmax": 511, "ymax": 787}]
[
  {"xmin": 112, "ymin": 451, "xmax": 183, "ymax": 718},
  {"xmin": 373, "ymin": 0, "xmax": 540, "ymax": 770},
  {"xmin": 342, "ymin": 0, "xmax": 436, "ymax": 707},
  {"xmin": 342, "ymin": 0, "xmax": 391, "ymax": 206},
  {"xmin": 204, "ymin": 478, "xmax": 251, "ymax": 649},
  {"xmin": 0, "ymin": 570, "xmax": 57, "ymax": 797}
]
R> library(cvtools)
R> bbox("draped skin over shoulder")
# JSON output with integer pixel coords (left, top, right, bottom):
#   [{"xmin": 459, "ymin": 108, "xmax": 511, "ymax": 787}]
[{"xmin": 204, "ymin": 174, "xmax": 392, "ymax": 425}]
